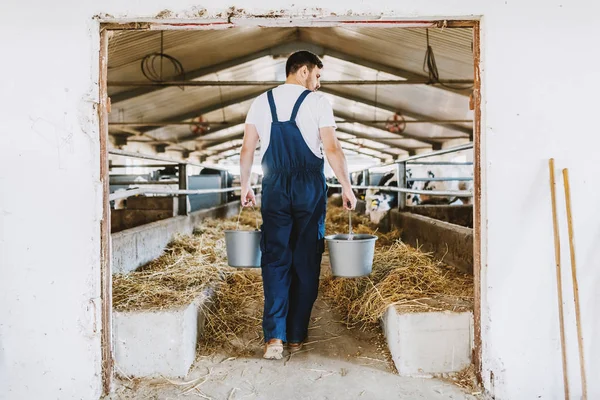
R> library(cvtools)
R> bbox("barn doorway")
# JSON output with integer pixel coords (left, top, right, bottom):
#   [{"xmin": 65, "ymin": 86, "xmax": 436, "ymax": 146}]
[{"xmin": 99, "ymin": 17, "xmax": 482, "ymax": 398}]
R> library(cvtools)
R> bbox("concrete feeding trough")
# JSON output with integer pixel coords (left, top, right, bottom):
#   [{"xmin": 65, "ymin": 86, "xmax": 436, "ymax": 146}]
[
  {"xmin": 390, "ymin": 210, "xmax": 474, "ymax": 274},
  {"xmin": 382, "ymin": 304, "xmax": 473, "ymax": 377},
  {"xmin": 113, "ymin": 291, "xmax": 212, "ymax": 378}
]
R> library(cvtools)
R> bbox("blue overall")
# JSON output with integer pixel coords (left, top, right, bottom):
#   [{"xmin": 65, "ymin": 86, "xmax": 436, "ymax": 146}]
[{"xmin": 260, "ymin": 89, "xmax": 327, "ymax": 343}]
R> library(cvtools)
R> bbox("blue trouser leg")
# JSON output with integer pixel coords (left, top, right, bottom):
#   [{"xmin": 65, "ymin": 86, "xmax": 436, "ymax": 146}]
[
  {"xmin": 260, "ymin": 176, "xmax": 293, "ymax": 342},
  {"xmin": 286, "ymin": 173, "xmax": 326, "ymax": 342},
  {"xmin": 286, "ymin": 229, "xmax": 324, "ymax": 342},
  {"xmin": 260, "ymin": 172, "xmax": 325, "ymax": 343}
]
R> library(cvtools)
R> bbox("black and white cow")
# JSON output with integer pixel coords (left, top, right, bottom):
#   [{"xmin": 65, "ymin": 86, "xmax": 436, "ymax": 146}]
[
  {"xmin": 406, "ymin": 166, "xmax": 473, "ymax": 206},
  {"xmin": 364, "ymin": 165, "xmax": 473, "ymax": 224},
  {"xmin": 351, "ymin": 171, "xmax": 367, "ymax": 200},
  {"xmin": 365, "ymin": 172, "xmax": 399, "ymax": 224}
]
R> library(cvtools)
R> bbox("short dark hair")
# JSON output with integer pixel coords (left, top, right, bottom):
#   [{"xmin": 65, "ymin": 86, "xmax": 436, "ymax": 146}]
[{"xmin": 285, "ymin": 51, "xmax": 323, "ymax": 77}]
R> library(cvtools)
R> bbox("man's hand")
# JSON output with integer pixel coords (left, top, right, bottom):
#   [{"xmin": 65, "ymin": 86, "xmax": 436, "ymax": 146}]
[
  {"xmin": 342, "ymin": 186, "xmax": 357, "ymax": 211},
  {"xmin": 241, "ymin": 186, "xmax": 256, "ymax": 207}
]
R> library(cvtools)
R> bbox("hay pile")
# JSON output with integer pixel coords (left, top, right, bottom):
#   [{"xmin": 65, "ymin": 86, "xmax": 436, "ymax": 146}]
[
  {"xmin": 113, "ymin": 211, "xmax": 266, "ymax": 354},
  {"xmin": 112, "ymin": 233, "xmax": 224, "ymax": 312},
  {"xmin": 112, "ymin": 213, "xmax": 257, "ymax": 312},
  {"xmin": 445, "ymin": 365, "xmax": 481, "ymax": 394},
  {"xmin": 195, "ymin": 213, "xmax": 265, "ymax": 354},
  {"xmin": 322, "ymin": 206, "xmax": 473, "ymax": 330},
  {"xmin": 114, "ymin": 203, "xmax": 472, "ymax": 353},
  {"xmin": 199, "ymin": 269, "xmax": 264, "ymax": 355}
]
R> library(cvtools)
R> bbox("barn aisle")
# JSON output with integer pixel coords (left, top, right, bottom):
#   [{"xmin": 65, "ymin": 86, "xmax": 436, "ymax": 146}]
[{"xmin": 108, "ymin": 256, "xmax": 477, "ymax": 400}]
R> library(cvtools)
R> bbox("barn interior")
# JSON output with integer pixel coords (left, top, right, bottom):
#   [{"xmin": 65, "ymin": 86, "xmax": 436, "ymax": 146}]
[{"xmin": 106, "ymin": 25, "xmax": 478, "ymax": 399}]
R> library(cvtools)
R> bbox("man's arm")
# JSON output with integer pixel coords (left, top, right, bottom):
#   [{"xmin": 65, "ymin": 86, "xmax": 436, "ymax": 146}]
[
  {"xmin": 240, "ymin": 123, "xmax": 260, "ymax": 206},
  {"xmin": 321, "ymin": 126, "xmax": 357, "ymax": 210}
]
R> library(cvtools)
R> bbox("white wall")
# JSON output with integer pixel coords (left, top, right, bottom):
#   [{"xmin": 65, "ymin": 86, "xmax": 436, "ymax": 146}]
[{"xmin": 1, "ymin": 1, "xmax": 598, "ymax": 399}]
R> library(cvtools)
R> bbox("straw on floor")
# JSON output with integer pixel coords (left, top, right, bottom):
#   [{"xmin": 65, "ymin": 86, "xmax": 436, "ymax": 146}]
[
  {"xmin": 113, "ymin": 203, "xmax": 473, "ymax": 349},
  {"xmin": 322, "ymin": 205, "xmax": 474, "ymax": 330}
]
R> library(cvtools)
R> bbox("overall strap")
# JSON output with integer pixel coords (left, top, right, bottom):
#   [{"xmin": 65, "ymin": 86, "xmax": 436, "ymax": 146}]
[
  {"xmin": 267, "ymin": 90, "xmax": 278, "ymax": 122},
  {"xmin": 290, "ymin": 90, "xmax": 312, "ymax": 121}
]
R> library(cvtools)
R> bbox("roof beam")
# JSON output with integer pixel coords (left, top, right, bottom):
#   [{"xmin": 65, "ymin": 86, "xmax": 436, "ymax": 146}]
[
  {"xmin": 198, "ymin": 134, "xmax": 245, "ymax": 152},
  {"xmin": 333, "ymin": 110, "xmax": 445, "ymax": 146},
  {"xmin": 211, "ymin": 143, "xmax": 387, "ymax": 163},
  {"xmin": 167, "ymin": 123, "xmax": 244, "ymax": 146},
  {"xmin": 196, "ymin": 127, "xmax": 412, "ymax": 156},
  {"xmin": 321, "ymin": 87, "xmax": 472, "ymax": 138},
  {"xmin": 110, "ymin": 48, "xmax": 277, "ymax": 103},
  {"xmin": 108, "ymin": 117, "xmax": 473, "ymax": 128},
  {"xmin": 335, "ymin": 127, "xmax": 417, "ymax": 153},
  {"xmin": 142, "ymin": 88, "xmax": 274, "ymax": 134},
  {"xmin": 295, "ymin": 40, "xmax": 471, "ymax": 97},
  {"xmin": 202, "ymin": 142, "xmax": 245, "ymax": 156},
  {"xmin": 110, "ymin": 40, "xmax": 315, "ymax": 104},
  {"xmin": 338, "ymin": 142, "xmax": 389, "ymax": 161},
  {"xmin": 109, "ymin": 79, "xmax": 473, "ymax": 88},
  {"xmin": 110, "ymin": 39, "xmax": 470, "ymax": 105},
  {"xmin": 337, "ymin": 140, "xmax": 394, "ymax": 161}
]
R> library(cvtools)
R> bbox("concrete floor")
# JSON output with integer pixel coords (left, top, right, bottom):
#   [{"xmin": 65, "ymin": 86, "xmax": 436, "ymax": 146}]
[
  {"xmin": 108, "ymin": 246, "xmax": 478, "ymax": 400},
  {"xmin": 108, "ymin": 294, "xmax": 478, "ymax": 400}
]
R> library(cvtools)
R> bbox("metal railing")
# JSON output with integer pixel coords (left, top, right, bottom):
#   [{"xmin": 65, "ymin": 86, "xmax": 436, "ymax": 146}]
[
  {"xmin": 109, "ymin": 149, "xmax": 231, "ymax": 171},
  {"xmin": 327, "ymin": 184, "xmax": 472, "ymax": 197},
  {"xmin": 108, "ymin": 145, "xmax": 472, "ymax": 214},
  {"xmin": 109, "ymin": 185, "xmax": 261, "ymax": 202},
  {"xmin": 345, "ymin": 143, "xmax": 474, "ymax": 209},
  {"xmin": 108, "ymin": 150, "xmax": 242, "ymax": 215}
]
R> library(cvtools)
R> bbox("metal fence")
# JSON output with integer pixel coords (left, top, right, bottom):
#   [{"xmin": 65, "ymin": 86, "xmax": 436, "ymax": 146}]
[
  {"xmin": 342, "ymin": 143, "xmax": 474, "ymax": 209},
  {"xmin": 108, "ymin": 143, "xmax": 473, "ymax": 215},
  {"xmin": 108, "ymin": 150, "xmax": 255, "ymax": 215}
]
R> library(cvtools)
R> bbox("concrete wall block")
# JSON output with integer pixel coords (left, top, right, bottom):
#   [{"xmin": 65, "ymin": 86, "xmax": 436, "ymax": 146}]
[
  {"xmin": 111, "ymin": 209, "xmax": 174, "ymax": 233},
  {"xmin": 390, "ymin": 211, "xmax": 473, "ymax": 274},
  {"xmin": 126, "ymin": 196, "xmax": 178, "ymax": 213},
  {"xmin": 113, "ymin": 294, "xmax": 210, "ymax": 378},
  {"xmin": 111, "ymin": 201, "xmax": 242, "ymax": 274},
  {"xmin": 404, "ymin": 205, "xmax": 473, "ymax": 228},
  {"xmin": 382, "ymin": 306, "xmax": 473, "ymax": 377}
]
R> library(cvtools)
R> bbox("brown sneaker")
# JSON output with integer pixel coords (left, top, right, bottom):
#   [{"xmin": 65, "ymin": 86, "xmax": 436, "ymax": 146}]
[
  {"xmin": 263, "ymin": 339, "xmax": 284, "ymax": 360},
  {"xmin": 287, "ymin": 341, "xmax": 304, "ymax": 354}
]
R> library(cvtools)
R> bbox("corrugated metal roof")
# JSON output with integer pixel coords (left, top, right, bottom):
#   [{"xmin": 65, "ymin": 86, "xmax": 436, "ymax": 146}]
[
  {"xmin": 107, "ymin": 26, "xmax": 474, "ymax": 164},
  {"xmin": 108, "ymin": 28, "xmax": 295, "ymax": 96},
  {"xmin": 300, "ymin": 27, "xmax": 473, "ymax": 79}
]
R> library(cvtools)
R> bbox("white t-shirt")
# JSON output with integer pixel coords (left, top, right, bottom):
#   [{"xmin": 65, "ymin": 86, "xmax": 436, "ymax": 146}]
[{"xmin": 244, "ymin": 84, "xmax": 337, "ymax": 160}]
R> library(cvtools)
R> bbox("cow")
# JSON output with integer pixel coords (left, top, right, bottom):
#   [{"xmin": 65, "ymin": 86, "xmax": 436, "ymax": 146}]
[
  {"xmin": 406, "ymin": 166, "xmax": 473, "ymax": 206},
  {"xmin": 351, "ymin": 171, "xmax": 367, "ymax": 200},
  {"xmin": 364, "ymin": 165, "xmax": 473, "ymax": 224},
  {"xmin": 365, "ymin": 172, "xmax": 399, "ymax": 224}
]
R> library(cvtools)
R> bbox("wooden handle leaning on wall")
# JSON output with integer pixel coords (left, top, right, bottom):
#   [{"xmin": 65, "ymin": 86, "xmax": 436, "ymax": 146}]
[
  {"xmin": 548, "ymin": 158, "xmax": 570, "ymax": 400},
  {"xmin": 562, "ymin": 168, "xmax": 588, "ymax": 400}
]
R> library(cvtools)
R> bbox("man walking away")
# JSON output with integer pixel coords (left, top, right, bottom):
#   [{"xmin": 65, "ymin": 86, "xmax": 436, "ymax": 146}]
[{"xmin": 240, "ymin": 51, "xmax": 357, "ymax": 360}]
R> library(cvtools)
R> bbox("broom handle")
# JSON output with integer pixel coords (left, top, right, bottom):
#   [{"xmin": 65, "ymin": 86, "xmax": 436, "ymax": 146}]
[
  {"xmin": 562, "ymin": 168, "xmax": 588, "ymax": 400},
  {"xmin": 549, "ymin": 159, "xmax": 570, "ymax": 400}
]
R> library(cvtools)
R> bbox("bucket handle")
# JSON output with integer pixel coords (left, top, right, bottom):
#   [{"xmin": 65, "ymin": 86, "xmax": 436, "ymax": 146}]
[
  {"xmin": 236, "ymin": 205, "xmax": 260, "ymax": 231},
  {"xmin": 347, "ymin": 201, "xmax": 354, "ymax": 240}
]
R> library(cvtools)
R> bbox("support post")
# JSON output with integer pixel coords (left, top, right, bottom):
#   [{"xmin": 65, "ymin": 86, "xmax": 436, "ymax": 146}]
[
  {"xmin": 396, "ymin": 161, "xmax": 407, "ymax": 210},
  {"xmin": 363, "ymin": 169, "xmax": 370, "ymax": 186},
  {"xmin": 221, "ymin": 171, "xmax": 228, "ymax": 205},
  {"xmin": 178, "ymin": 163, "xmax": 189, "ymax": 216}
]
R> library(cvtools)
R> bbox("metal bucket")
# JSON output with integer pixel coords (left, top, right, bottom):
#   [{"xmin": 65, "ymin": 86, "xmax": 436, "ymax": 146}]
[
  {"xmin": 224, "ymin": 230, "xmax": 262, "ymax": 268},
  {"xmin": 224, "ymin": 206, "xmax": 262, "ymax": 268},
  {"xmin": 325, "ymin": 234, "xmax": 378, "ymax": 277}
]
